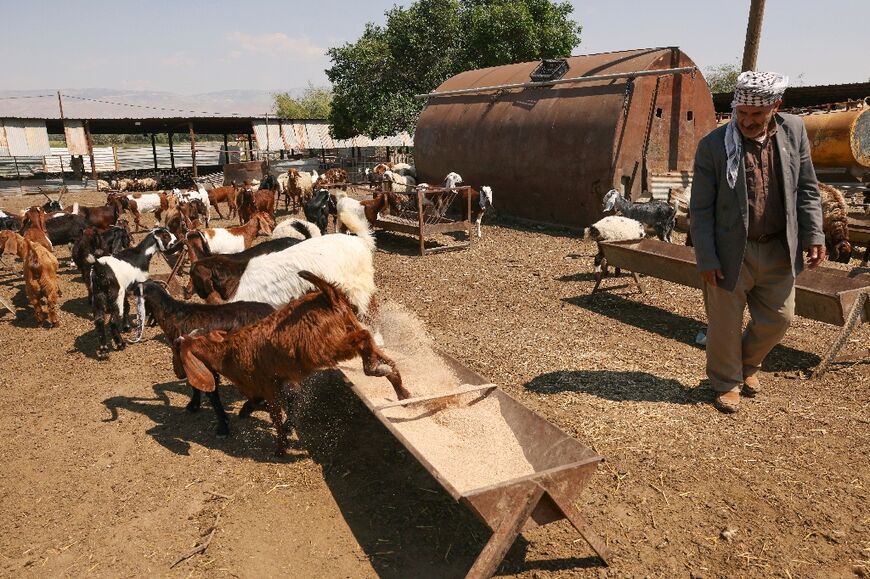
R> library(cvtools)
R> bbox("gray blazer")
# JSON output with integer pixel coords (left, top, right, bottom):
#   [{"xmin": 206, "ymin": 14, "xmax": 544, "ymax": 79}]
[{"xmin": 689, "ymin": 113, "xmax": 825, "ymax": 291}]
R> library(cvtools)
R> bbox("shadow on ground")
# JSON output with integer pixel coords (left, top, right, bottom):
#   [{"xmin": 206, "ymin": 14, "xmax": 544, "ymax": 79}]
[
  {"xmin": 564, "ymin": 293, "xmax": 820, "ymax": 372},
  {"xmin": 524, "ymin": 369, "xmax": 708, "ymax": 405}
]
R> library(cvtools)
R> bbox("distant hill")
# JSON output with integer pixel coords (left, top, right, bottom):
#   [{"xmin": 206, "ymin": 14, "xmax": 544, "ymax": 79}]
[{"xmin": 0, "ymin": 88, "xmax": 308, "ymax": 119}]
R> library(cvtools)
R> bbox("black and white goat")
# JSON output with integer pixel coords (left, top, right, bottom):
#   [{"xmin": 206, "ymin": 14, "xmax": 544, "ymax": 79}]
[
  {"xmin": 72, "ymin": 224, "xmax": 133, "ymax": 305},
  {"xmin": 89, "ymin": 227, "xmax": 176, "ymax": 359},
  {"xmin": 602, "ymin": 189, "xmax": 676, "ymax": 243}
]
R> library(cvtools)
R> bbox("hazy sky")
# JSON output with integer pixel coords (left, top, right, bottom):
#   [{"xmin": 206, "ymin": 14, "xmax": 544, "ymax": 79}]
[{"xmin": 3, "ymin": 0, "xmax": 868, "ymax": 93}]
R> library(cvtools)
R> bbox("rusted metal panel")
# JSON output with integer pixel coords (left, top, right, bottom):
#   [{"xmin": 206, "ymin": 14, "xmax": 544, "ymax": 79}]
[
  {"xmin": 600, "ymin": 238, "xmax": 870, "ymax": 326},
  {"xmin": 415, "ymin": 47, "xmax": 716, "ymax": 227},
  {"xmin": 251, "ymin": 119, "xmax": 283, "ymax": 151},
  {"xmin": 3, "ymin": 119, "xmax": 51, "ymax": 156},
  {"xmin": 803, "ymin": 108, "xmax": 870, "ymax": 168},
  {"xmin": 62, "ymin": 120, "xmax": 89, "ymax": 155},
  {"xmin": 223, "ymin": 160, "xmax": 266, "ymax": 186}
]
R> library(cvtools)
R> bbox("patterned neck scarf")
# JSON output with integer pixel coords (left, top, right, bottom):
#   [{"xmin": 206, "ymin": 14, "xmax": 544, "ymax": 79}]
[{"xmin": 724, "ymin": 71, "xmax": 789, "ymax": 188}]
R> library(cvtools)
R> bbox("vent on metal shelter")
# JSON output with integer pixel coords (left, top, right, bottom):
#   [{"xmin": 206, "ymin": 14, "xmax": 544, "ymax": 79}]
[{"xmin": 530, "ymin": 59, "xmax": 569, "ymax": 82}]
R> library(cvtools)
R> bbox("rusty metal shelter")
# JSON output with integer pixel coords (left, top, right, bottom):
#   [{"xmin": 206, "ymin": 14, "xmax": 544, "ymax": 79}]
[{"xmin": 415, "ymin": 47, "xmax": 716, "ymax": 228}]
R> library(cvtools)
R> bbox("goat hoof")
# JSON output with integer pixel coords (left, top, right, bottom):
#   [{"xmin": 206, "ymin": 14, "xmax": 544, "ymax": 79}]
[{"xmin": 96, "ymin": 348, "xmax": 109, "ymax": 360}]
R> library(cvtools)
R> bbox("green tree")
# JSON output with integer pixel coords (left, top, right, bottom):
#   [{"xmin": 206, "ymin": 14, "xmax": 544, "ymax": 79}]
[
  {"xmin": 273, "ymin": 83, "xmax": 333, "ymax": 119},
  {"xmin": 704, "ymin": 62, "xmax": 740, "ymax": 94},
  {"xmin": 326, "ymin": 0, "xmax": 582, "ymax": 139}
]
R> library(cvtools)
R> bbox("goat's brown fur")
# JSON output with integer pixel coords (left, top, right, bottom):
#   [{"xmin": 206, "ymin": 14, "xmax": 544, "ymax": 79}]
[
  {"xmin": 208, "ymin": 184, "xmax": 238, "ymax": 220},
  {"xmin": 819, "ymin": 183, "xmax": 852, "ymax": 263},
  {"xmin": 177, "ymin": 271, "xmax": 409, "ymax": 454},
  {"xmin": 20, "ymin": 207, "xmax": 53, "ymax": 251},
  {"xmin": 21, "ymin": 237, "xmax": 60, "ymax": 327}
]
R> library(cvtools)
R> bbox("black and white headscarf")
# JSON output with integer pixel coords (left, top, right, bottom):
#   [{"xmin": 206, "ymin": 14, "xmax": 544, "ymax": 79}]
[{"xmin": 724, "ymin": 71, "xmax": 789, "ymax": 188}]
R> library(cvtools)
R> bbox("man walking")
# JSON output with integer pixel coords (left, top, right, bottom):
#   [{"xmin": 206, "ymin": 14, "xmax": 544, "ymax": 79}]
[{"xmin": 690, "ymin": 71, "xmax": 825, "ymax": 413}]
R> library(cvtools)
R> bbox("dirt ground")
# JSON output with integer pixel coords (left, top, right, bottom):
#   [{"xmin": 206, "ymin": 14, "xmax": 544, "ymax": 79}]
[{"xmin": 0, "ymin": 189, "xmax": 867, "ymax": 579}]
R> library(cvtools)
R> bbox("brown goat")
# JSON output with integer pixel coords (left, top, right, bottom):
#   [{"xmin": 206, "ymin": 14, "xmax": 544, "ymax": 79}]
[
  {"xmin": 315, "ymin": 168, "xmax": 348, "ymax": 190},
  {"xmin": 177, "ymin": 271, "xmax": 409, "ymax": 454},
  {"xmin": 3, "ymin": 232, "xmax": 61, "ymax": 327},
  {"xmin": 20, "ymin": 207, "xmax": 53, "ymax": 251},
  {"xmin": 819, "ymin": 183, "xmax": 852, "ymax": 263},
  {"xmin": 207, "ymin": 183, "xmax": 238, "ymax": 220}
]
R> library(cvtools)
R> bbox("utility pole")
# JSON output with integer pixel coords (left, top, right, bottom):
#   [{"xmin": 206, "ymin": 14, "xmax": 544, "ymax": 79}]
[
  {"xmin": 741, "ymin": 0, "xmax": 766, "ymax": 71},
  {"xmin": 56, "ymin": 90, "xmax": 65, "ymax": 120}
]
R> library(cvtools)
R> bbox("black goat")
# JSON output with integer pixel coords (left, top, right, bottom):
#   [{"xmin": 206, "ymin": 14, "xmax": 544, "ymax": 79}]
[
  {"xmin": 90, "ymin": 227, "xmax": 176, "ymax": 359},
  {"xmin": 137, "ymin": 280, "xmax": 275, "ymax": 436},
  {"xmin": 22, "ymin": 213, "xmax": 88, "ymax": 246},
  {"xmin": 602, "ymin": 189, "xmax": 676, "ymax": 243},
  {"xmin": 303, "ymin": 189, "xmax": 336, "ymax": 235}
]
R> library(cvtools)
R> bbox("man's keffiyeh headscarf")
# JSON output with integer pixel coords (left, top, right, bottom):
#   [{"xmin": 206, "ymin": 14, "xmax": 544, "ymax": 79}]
[{"xmin": 724, "ymin": 71, "xmax": 789, "ymax": 188}]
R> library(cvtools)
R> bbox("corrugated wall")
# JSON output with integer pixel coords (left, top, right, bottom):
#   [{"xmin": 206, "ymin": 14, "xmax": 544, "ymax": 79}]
[
  {"xmin": 62, "ymin": 121, "xmax": 89, "ymax": 155},
  {"xmin": 2, "ymin": 119, "xmax": 51, "ymax": 156}
]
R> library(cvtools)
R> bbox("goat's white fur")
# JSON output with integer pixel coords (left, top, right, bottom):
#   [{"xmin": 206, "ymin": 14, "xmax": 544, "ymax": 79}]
[
  {"xmin": 336, "ymin": 197, "xmax": 366, "ymax": 232},
  {"xmin": 391, "ymin": 163, "xmax": 415, "ymax": 177},
  {"xmin": 587, "ymin": 215, "xmax": 646, "ymax": 242},
  {"xmin": 126, "ymin": 193, "xmax": 162, "ymax": 214},
  {"xmin": 231, "ymin": 214, "xmax": 375, "ymax": 314},
  {"xmin": 271, "ymin": 218, "xmax": 321, "ymax": 241},
  {"xmin": 202, "ymin": 228, "xmax": 246, "ymax": 254},
  {"xmin": 383, "ymin": 170, "xmax": 416, "ymax": 193},
  {"xmin": 443, "ymin": 172, "xmax": 462, "ymax": 189}
]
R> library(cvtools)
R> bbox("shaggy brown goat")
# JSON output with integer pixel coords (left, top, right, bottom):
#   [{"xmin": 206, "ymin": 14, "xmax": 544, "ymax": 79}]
[{"xmin": 177, "ymin": 271, "xmax": 409, "ymax": 454}]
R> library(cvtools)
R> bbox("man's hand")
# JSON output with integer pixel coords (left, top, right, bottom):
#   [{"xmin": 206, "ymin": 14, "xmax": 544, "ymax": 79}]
[
  {"xmin": 806, "ymin": 244, "xmax": 826, "ymax": 269},
  {"xmin": 701, "ymin": 269, "xmax": 724, "ymax": 287}
]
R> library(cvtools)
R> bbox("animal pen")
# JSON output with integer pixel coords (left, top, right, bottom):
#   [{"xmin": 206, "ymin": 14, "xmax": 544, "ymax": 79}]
[
  {"xmin": 414, "ymin": 47, "xmax": 716, "ymax": 228},
  {"xmin": 596, "ymin": 238, "xmax": 870, "ymax": 378}
]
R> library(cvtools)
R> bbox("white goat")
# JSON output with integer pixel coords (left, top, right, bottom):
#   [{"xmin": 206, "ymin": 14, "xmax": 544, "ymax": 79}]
[
  {"xmin": 586, "ymin": 215, "xmax": 645, "ymax": 286},
  {"xmin": 383, "ymin": 170, "xmax": 416, "ymax": 193},
  {"xmin": 271, "ymin": 217, "xmax": 322, "ymax": 241},
  {"xmin": 230, "ymin": 209, "xmax": 376, "ymax": 318}
]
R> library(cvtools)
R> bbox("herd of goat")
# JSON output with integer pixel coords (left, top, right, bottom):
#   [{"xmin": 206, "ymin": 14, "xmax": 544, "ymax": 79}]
[
  {"xmin": 0, "ymin": 162, "xmax": 494, "ymax": 454},
  {"xmin": 8, "ymin": 160, "xmax": 853, "ymax": 454}
]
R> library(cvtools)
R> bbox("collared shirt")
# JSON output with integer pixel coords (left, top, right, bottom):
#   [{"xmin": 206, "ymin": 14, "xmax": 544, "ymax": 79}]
[{"xmin": 743, "ymin": 120, "xmax": 786, "ymax": 239}]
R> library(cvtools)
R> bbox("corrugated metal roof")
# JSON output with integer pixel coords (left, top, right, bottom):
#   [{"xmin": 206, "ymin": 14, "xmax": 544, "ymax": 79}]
[
  {"xmin": 251, "ymin": 120, "xmax": 283, "ymax": 151},
  {"xmin": 305, "ymin": 122, "xmax": 335, "ymax": 149},
  {"xmin": 63, "ymin": 120, "xmax": 89, "ymax": 155},
  {"xmin": 3, "ymin": 119, "xmax": 51, "ymax": 156}
]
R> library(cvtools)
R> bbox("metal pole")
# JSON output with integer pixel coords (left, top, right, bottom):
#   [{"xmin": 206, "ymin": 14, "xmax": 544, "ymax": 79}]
[
  {"xmin": 248, "ymin": 133, "xmax": 254, "ymax": 161},
  {"xmin": 169, "ymin": 132, "xmax": 175, "ymax": 169},
  {"xmin": 741, "ymin": 0, "xmax": 766, "ymax": 71},
  {"xmin": 56, "ymin": 90, "xmax": 65, "ymax": 120},
  {"xmin": 414, "ymin": 65, "xmax": 697, "ymax": 99},
  {"xmin": 151, "ymin": 133, "xmax": 158, "ymax": 169},
  {"xmin": 84, "ymin": 119, "xmax": 98, "ymax": 184},
  {"xmin": 188, "ymin": 122, "xmax": 197, "ymax": 179},
  {"xmin": 223, "ymin": 133, "xmax": 229, "ymax": 164}
]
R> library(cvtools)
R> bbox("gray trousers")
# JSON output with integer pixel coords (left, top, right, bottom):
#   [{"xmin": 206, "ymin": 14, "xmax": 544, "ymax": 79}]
[{"xmin": 704, "ymin": 239, "xmax": 796, "ymax": 393}]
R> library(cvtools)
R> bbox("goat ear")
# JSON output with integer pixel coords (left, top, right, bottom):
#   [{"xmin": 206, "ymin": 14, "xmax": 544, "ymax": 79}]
[
  {"xmin": 179, "ymin": 338, "xmax": 216, "ymax": 392},
  {"xmin": 208, "ymin": 330, "xmax": 227, "ymax": 343}
]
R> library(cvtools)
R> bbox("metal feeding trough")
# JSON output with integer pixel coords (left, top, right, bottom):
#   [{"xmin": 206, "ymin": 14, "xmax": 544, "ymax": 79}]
[
  {"xmin": 339, "ymin": 352, "xmax": 608, "ymax": 578},
  {"xmin": 598, "ymin": 238, "xmax": 870, "ymax": 377}
]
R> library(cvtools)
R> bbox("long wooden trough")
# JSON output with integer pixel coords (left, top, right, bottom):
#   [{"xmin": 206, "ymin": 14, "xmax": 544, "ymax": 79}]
[
  {"xmin": 598, "ymin": 238, "xmax": 870, "ymax": 377},
  {"xmin": 338, "ymin": 350, "xmax": 608, "ymax": 578}
]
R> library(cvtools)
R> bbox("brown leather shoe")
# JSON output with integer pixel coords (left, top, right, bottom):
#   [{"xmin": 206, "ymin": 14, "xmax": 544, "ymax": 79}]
[
  {"xmin": 714, "ymin": 389, "xmax": 740, "ymax": 413},
  {"xmin": 742, "ymin": 374, "xmax": 761, "ymax": 397}
]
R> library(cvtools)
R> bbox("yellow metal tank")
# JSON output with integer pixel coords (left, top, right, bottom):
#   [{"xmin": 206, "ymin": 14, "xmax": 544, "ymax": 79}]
[{"xmin": 803, "ymin": 107, "xmax": 870, "ymax": 168}]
